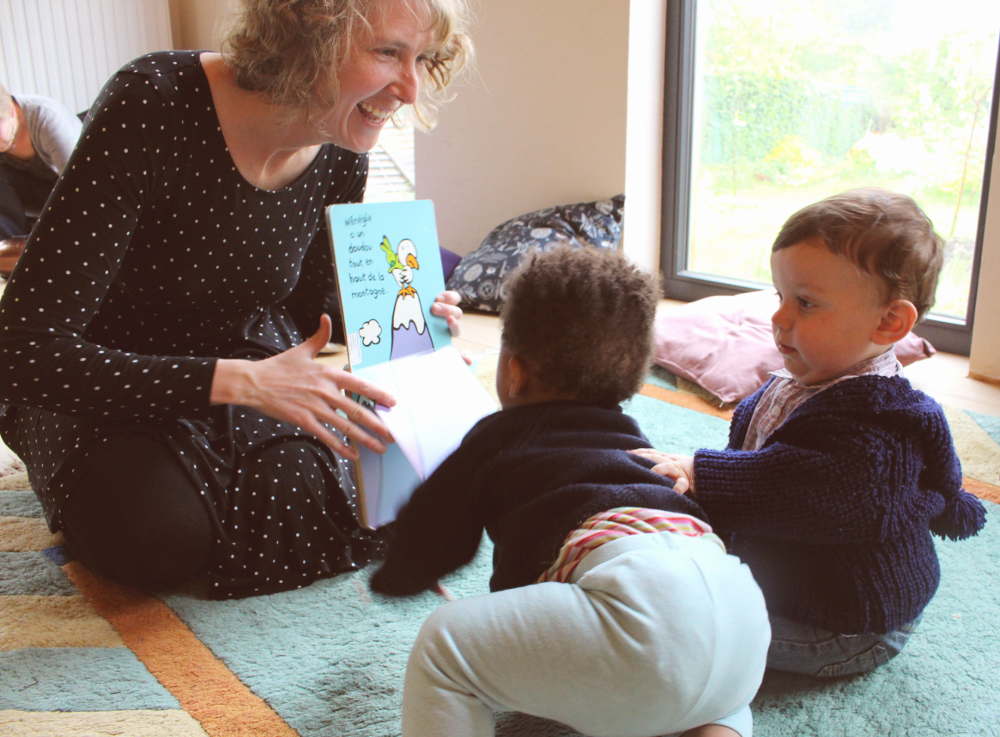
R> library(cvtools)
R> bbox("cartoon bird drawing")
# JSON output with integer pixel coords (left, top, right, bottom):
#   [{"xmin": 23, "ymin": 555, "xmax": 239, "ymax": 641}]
[{"xmin": 380, "ymin": 236, "xmax": 434, "ymax": 359}]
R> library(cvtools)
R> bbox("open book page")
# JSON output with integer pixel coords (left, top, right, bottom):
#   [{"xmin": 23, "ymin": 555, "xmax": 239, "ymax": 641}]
[{"xmin": 361, "ymin": 346, "xmax": 498, "ymax": 478}]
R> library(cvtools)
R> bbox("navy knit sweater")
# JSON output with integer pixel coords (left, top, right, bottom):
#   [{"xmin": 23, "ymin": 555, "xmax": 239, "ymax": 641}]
[
  {"xmin": 370, "ymin": 401, "xmax": 707, "ymax": 595},
  {"xmin": 693, "ymin": 375, "xmax": 987, "ymax": 634}
]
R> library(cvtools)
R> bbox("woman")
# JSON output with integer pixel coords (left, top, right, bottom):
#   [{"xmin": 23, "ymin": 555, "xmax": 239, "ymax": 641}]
[{"xmin": 0, "ymin": 0, "xmax": 472, "ymax": 598}]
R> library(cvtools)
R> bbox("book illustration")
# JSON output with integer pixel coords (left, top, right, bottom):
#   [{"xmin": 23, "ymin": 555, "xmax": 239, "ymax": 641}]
[
  {"xmin": 326, "ymin": 200, "xmax": 497, "ymax": 529},
  {"xmin": 359, "ymin": 318, "xmax": 382, "ymax": 348},
  {"xmin": 328, "ymin": 200, "xmax": 450, "ymax": 369},
  {"xmin": 379, "ymin": 235, "xmax": 435, "ymax": 360}
]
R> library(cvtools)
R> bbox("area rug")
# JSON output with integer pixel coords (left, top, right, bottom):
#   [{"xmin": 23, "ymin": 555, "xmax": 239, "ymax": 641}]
[{"xmin": 2, "ymin": 367, "xmax": 998, "ymax": 737}]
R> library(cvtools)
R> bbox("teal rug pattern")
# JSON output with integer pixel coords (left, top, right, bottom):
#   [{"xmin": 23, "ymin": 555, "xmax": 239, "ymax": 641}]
[
  {"xmin": 164, "ymin": 400, "xmax": 997, "ymax": 737},
  {"xmin": 2, "ymin": 398, "xmax": 998, "ymax": 736}
]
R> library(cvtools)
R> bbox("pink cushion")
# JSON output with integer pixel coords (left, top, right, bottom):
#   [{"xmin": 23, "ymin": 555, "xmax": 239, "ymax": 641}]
[{"xmin": 653, "ymin": 290, "xmax": 935, "ymax": 403}]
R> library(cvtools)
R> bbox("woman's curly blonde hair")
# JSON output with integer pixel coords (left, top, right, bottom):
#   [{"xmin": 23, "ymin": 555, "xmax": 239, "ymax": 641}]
[{"xmin": 222, "ymin": 0, "xmax": 472, "ymax": 129}]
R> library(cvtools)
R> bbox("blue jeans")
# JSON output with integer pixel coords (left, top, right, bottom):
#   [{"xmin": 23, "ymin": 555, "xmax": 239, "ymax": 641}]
[
  {"xmin": 766, "ymin": 615, "xmax": 920, "ymax": 678},
  {"xmin": 0, "ymin": 164, "xmax": 52, "ymax": 238}
]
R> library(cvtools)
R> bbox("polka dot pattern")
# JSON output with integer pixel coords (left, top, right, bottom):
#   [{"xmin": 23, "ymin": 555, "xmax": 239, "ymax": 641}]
[{"xmin": 0, "ymin": 51, "xmax": 379, "ymax": 597}]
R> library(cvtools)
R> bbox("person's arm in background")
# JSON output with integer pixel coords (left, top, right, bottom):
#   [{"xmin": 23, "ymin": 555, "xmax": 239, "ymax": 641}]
[{"xmin": 23, "ymin": 94, "xmax": 82, "ymax": 173}]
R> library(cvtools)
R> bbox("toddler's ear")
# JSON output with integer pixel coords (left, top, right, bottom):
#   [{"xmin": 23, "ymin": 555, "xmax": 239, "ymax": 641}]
[
  {"xmin": 499, "ymin": 351, "xmax": 530, "ymax": 399},
  {"xmin": 872, "ymin": 299, "xmax": 918, "ymax": 345}
]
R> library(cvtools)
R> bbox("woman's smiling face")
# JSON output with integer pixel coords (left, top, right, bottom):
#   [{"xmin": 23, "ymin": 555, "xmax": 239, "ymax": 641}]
[{"xmin": 318, "ymin": 0, "xmax": 436, "ymax": 153}]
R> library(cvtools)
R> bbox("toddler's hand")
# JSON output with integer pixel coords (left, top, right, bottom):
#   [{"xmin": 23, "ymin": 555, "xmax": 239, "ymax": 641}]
[
  {"xmin": 435, "ymin": 582, "xmax": 456, "ymax": 601},
  {"xmin": 629, "ymin": 448, "xmax": 695, "ymax": 493}
]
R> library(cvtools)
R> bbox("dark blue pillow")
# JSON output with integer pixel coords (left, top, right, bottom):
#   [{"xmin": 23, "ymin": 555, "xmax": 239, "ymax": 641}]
[{"xmin": 445, "ymin": 195, "xmax": 625, "ymax": 313}]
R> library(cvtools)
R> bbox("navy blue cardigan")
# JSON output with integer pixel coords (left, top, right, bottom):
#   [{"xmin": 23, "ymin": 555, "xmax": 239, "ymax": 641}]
[
  {"xmin": 693, "ymin": 375, "xmax": 987, "ymax": 634},
  {"xmin": 370, "ymin": 401, "xmax": 706, "ymax": 595}
]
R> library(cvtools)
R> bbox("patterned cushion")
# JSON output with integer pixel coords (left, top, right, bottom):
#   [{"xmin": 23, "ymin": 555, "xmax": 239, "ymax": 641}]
[{"xmin": 446, "ymin": 194, "xmax": 625, "ymax": 313}]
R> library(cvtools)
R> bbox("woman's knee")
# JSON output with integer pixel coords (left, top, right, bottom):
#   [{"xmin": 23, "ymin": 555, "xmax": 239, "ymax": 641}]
[{"xmin": 61, "ymin": 433, "xmax": 212, "ymax": 588}]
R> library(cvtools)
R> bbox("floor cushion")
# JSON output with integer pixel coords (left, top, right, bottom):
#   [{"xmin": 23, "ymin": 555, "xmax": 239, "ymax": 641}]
[{"xmin": 653, "ymin": 290, "xmax": 936, "ymax": 404}]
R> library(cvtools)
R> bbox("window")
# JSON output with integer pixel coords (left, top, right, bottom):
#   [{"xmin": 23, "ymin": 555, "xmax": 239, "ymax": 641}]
[
  {"xmin": 364, "ymin": 122, "xmax": 416, "ymax": 202},
  {"xmin": 662, "ymin": 0, "xmax": 1000, "ymax": 354}
]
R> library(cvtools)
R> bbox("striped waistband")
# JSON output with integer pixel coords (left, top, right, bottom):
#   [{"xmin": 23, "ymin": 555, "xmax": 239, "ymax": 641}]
[{"xmin": 538, "ymin": 506, "xmax": 723, "ymax": 583}]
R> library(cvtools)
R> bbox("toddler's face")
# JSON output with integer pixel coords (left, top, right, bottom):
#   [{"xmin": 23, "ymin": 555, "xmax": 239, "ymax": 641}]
[{"xmin": 770, "ymin": 240, "xmax": 889, "ymax": 385}]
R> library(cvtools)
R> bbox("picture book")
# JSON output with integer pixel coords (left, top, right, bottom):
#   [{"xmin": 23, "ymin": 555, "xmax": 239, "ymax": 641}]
[{"xmin": 326, "ymin": 199, "xmax": 497, "ymax": 528}]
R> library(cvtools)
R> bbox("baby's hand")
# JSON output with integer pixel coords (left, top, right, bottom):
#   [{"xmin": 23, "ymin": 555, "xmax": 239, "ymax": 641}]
[{"xmin": 629, "ymin": 449, "xmax": 696, "ymax": 493}]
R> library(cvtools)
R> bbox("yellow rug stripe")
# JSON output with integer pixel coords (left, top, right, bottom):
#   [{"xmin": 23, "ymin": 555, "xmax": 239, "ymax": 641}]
[
  {"xmin": 0, "ymin": 471, "xmax": 30, "ymax": 491},
  {"xmin": 0, "ymin": 595, "xmax": 122, "ymax": 649},
  {"xmin": 964, "ymin": 477, "xmax": 1000, "ymax": 505},
  {"xmin": 0, "ymin": 516, "xmax": 59, "ymax": 551},
  {"xmin": 639, "ymin": 382, "xmax": 734, "ymax": 420},
  {"xmin": 63, "ymin": 562, "xmax": 301, "ymax": 737},
  {"xmin": 0, "ymin": 709, "xmax": 210, "ymax": 737},
  {"xmin": 942, "ymin": 405, "xmax": 1000, "ymax": 486}
]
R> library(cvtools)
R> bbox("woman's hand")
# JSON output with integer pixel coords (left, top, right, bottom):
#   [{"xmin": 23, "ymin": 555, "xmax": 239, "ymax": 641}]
[
  {"xmin": 431, "ymin": 289, "xmax": 474, "ymax": 365},
  {"xmin": 431, "ymin": 290, "xmax": 463, "ymax": 337},
  {"xmin": 629, "ymin": 448, "xmax": 696, "ymax": 493},
  {"xmin": 210, "ymin": 314, "xmax": 395, "ymax": 460}
]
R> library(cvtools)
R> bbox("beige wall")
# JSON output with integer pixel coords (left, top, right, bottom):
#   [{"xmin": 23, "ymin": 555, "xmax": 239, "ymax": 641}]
[
  {"xmin": 168, "ymin": 0, "xmax": 236, "ymax": 50},
  {"xmin": 416, "ymin": 0, "xmax": 629, "ymax": 254},
  {"xmin": 970, "ymin": 144, "xmax": 1000, "ymax": 380}
]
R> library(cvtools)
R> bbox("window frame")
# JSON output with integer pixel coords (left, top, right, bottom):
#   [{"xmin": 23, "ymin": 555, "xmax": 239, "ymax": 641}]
[{"xmin": 659, "ymin": 0, "xmax": 1000, "ymax": 356}]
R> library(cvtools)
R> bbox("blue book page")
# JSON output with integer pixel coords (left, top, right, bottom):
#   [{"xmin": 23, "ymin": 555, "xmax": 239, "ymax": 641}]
[{"xmin": 326, "ymin": 200, "xmax": 451, "ymax": 369}]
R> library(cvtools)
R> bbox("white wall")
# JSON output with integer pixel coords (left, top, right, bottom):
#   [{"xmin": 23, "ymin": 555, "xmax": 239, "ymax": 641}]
[
  {"xmin": 416, "ymin": 0, "xmax": 629, "ymax": 254},
  {"xmin": 1, "ymin": 0, "xmax": 173, "ymax": 112}
]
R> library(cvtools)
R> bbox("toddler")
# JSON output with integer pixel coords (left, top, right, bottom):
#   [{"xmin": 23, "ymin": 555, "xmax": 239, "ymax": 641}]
[
  {"xmin": 371, "ymin": 246, "xmax": 771, "ymax": 737},
  {"xmin": 635, "ymin": 187, "xmax": 987, "ymax": 678}
]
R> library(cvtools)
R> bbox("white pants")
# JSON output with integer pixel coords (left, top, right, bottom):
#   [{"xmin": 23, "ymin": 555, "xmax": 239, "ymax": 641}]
[{"xmin": 401, "ymin": 531, "xmax": 770, "ymax": 737}]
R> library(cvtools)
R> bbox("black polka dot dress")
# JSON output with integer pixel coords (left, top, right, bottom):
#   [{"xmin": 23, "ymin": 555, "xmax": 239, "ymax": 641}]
[{"xmin": 0, "ymin": 52, "xmax": 383, "ymax": 598}]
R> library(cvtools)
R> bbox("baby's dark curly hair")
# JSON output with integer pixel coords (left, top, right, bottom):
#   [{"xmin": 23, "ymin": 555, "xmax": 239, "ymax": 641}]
[{"xmin": 500, "ymin": 245, "xmax": 660, "ymax": 406}]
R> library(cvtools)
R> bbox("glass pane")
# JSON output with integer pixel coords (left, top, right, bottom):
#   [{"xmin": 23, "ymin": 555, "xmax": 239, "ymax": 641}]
[
  {"xmin": 688, "ymin": 0, "xmax": 1000, "ymax": 320},
  {"xmin": 365, "ymin": 122, "xmax": 416, "ymax": 202}
]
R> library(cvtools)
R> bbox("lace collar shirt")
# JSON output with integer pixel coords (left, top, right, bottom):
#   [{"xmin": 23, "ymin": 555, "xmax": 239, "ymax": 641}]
[{"xmin": 742, "ymin": 349, "xmax": 903, "ymax": 451}]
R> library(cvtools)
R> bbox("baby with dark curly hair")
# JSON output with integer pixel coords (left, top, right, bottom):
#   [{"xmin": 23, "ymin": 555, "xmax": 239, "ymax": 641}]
[{"xmin": 371, "ymin": 245, "xmax": 771, "ymax": 737}]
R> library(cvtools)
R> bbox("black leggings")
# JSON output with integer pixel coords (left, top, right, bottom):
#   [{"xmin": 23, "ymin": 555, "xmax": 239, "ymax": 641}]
[{"xmin": 61, "ymin": 432, "xmax": 213, "ymax": 590}]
